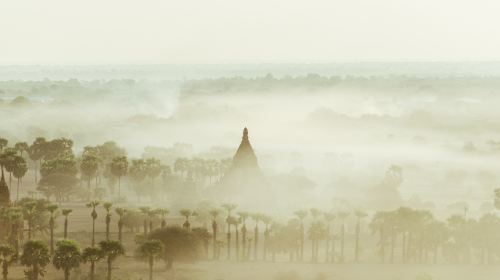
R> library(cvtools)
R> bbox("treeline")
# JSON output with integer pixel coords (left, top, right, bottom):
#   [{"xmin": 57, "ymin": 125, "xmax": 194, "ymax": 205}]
[
  {"xmin": 181, "ymin": 74, "xmax": 500, "ymax": 96},
  {"xmin": 0, "ymin": 137, "xmax": 231, "ymax": 203}
]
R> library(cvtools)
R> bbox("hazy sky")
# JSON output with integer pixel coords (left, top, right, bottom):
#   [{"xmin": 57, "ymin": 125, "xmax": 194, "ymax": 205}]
[{"xmin": 1, "ymin": 0, "xmax": 499, "ymax": 64}]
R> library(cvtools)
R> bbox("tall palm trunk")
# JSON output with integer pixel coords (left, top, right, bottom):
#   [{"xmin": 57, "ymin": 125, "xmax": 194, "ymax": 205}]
[
  {"xmin": 300, "ymin": 223, "xmax": 304, "ymax": 261},
  {"xmin": 64, "ymin": 268, "xmax": 70, "ymax": 280},
  {"xmin": 148, "ymin": 255, "xmax": 154, "ymax": 280},
  {"xmin": 49, "ymin": 216, "xmax": 54, "ymax": 255},
  {"xmin": 16, "ymin": 177, "xmax": 20, "ymax": 201},
  {"xmin": 241, "ymin": 225, "xmax": 247, "ymax": 261},
  {"xmin": 106, "ymin": 216, "xmax": 111, "ymax": 240},
  {"xmin": 107, "ymin": 257, "xmax": 112, "ymax": 280},
  {"xmin": 227, "ymin": 222, "xmax": 231, "ymax": 260},
  {"xmin": 118, "ymin": 218, "xmax": 123, "ymax": 242},
  {"xmin": 235, "ymin": 225, "xmax": 240, "ymax": 261},
  {"xmin": 325, "ymin": 225, "xmax": 330, "ymax": 263},
  {"xmin": 64, "ymin": 217, "xmax": 68, "ymax": 239},
  {"xmin": 92, "ymin": 218, "xmax": 96, "ymax": 247},
  {"xmin": 212, "ymin": 220, "xmax": 217, "ymax": 260},
  {"xmin": 253, "ymin": 225, "xmax": 259, "ymax": 261},
  {"xmin": 90, "ymin": 261, "xmax": 95, "ymax": 280}
]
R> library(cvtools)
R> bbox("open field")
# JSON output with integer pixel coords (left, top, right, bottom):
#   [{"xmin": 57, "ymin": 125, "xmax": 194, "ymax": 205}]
[{"xmin": 6, "ymin": 258, "xmax": 500, "ymax": 280}]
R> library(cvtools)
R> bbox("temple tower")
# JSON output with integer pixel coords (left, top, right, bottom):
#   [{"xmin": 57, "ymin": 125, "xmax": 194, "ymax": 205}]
[{"xmin": 0, "ymin": 168, "xmax": 10, "ymax": 207}]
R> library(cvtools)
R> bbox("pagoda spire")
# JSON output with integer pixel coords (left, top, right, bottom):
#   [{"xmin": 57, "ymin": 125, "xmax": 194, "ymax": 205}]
[{"xmin": 0, "ymin": 167, "xmax": 10, "ymax": 206}]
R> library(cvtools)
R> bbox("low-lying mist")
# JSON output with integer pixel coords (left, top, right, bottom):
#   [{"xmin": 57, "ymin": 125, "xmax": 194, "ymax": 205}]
[{"xmin": 2, "ymin": 72, "xmax": 500, "ymax": 218}]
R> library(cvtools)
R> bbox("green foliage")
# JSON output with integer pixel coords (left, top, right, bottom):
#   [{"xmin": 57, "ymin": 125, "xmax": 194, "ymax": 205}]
[
  {"xmin": 99, "ymin": 240, "xmax": 125, "ymax": 261},
  {"xmin": 52, "ymin": 240, "xmax": 82, "ymax": 271},
  {"xmin": 148, "ymin": 226, "xmax": 205, "ymax": 268},
  {"xmin": 20, "ymin": 240, "xmax": 50, "ymax": 280},
  {"xmin": 135, "ymin": 240, "xmax": 163, "ymax": 261},
  {"xmin": 81, "ymin": 247, "xmax": 104, "ymax": 263}
]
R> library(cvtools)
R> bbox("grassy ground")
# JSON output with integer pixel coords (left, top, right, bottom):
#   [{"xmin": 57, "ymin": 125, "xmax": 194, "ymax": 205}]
[
  {"xmin": 7, "ymin": 259, "xmax": 500, "ymax": 280},
  {"xmin": 6, "ymin": 202, "xmax": 500, "ymax": 280}
]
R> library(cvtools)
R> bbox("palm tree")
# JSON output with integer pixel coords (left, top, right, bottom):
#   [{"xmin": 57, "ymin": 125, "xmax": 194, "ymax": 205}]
[
  {"xmin": 158, "ymin": 208, "xmax": 169, "ymax": 228},
  {"xmin": 5, "ymin": 209, "xmax": 22, "ymax": 252},
  {"xmin": 238, "ymin": 212, "xmax": 249, "ymax": 261},
  {"xmin": 99, "ymin": 240, "xmax": 125, "ymax": 280},
  {"xmin": 337, "ymin": 211, "xmax": 350, "ymax": 262},
  {"xmin": 0, "ymin": 244, "xmax": 17, "ymax": 280},
  {"xmin": 294, "ymin": 210, "xmax": 308, "ymax": 261},
  {"xmin": 209, "ymin": 209, "xmax": 219, "ymax": 260},
  {"xmin": 28, "ymin": 137, "xmax": 47, "ymax": 184},
  {"xmin": 354, "ymin": 210, "xmax": 367, "ymax": 262},
  {"xmin": 81, "ymin": 155, "xmax": 99, "ymax": 201},
  {"xmin": 309, "ymin": 208, "xmax": 321, "ymax": 262},
  {"xmin": 139, "ymin": 207, "xmax": 151, "ymax": 234},
  {"xmin": 103, "ymin": 202, "xmax": 113, "ymax": 240},
  {"xmin": 82, "ymin": 247, "xmax": 104, "ymax": 280},
  {"xmin": 261, "ymin": 215, "xmax": 272, "ymax": 261},
  {"xmin": 14, "ymin": 142, "xmax": 29, "ymax": 157},
  {"xmin": 136, "ymin": 240, "xmax": 164, "ymax": 280},
  {"xmin": 250, "ymin": 213, "xmax": 261, "ymax": 261},
  {"xmin": 179, "ymin": 209, "xmax": 192, "ymax": 230},
  {"xmin": 22, "ymin": 201, "xmax": 37, "ymax": 240},
  {"xmin": 47, "ymin": 204, "xmax": 59, "ymax": 255},
  {"xmin": 62, "ymin": 209, "xmax": 73, "ymax": 239},
  {"xmin": 110, "ymin": 156, "xmax": 128, "ymax": 198},
  {"xmin": 115, "ymin": 207, "xmax": 126, "ymax": 242},
  {"xmin": 86, "ymin": 201, "xmax": 100, "ymax": 247},
  {"xmin": 221, "ymin": 203, "xmax": 237, "ymax": 259},
  {"xmin": 323, "ymin": 212, "xmax": 335, "ymax": 263},
  {"xmin": 145, "ymin": 158, "xmax": 162, "ymax": 195},
  {"xmin": 12, "ymin": 156, "xmax": 27, "ymax": 201},
  {"xmin": 0, "ymin": 138, "xmax": 7, "ymax": 152},
  {"xmin": 20, "ymin": 240, "xmax": 50, "ymax": 280},
  {"xmin": 52, "ymin": 240, "xmax": 82, "ymax": 280}
]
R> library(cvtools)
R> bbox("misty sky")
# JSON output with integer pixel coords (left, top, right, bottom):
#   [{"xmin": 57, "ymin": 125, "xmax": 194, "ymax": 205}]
[{"xmin": 1, "ymin": 0, "xmax": 500, "ymax": 64}]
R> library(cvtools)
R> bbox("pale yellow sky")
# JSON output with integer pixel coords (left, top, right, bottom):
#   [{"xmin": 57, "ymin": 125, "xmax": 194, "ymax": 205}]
[{"xmin": 1, "ymin": 0, "xmax": 499, "ymax": 64}]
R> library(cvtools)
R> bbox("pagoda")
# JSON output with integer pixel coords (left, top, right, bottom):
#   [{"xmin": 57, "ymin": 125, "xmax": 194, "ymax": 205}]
[{"xmin": 214, "ymin": 128, "xmax": 268, "ymax": 205}]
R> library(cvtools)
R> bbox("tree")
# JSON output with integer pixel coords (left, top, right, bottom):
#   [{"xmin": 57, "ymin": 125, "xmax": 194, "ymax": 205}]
[
  {"xmin": 115, "ymin": 207, "xmax": 126, "ymax": 242},
  {"xmin": 20, "ymin": 240, "xmax": 50, "ymax": 280},
  {"xmin": 103, "ymin": 202, "xmax": 113, "ymax": 240},
  {"xmin": 294, "ymin": 210, "xmax": 308, "ymax": 261},
  {"xmin": 0, "ymin": 244, "xmax": 17, "ymax": 280},
  {"xmin": 99, "ymin": 240, "xmax": 125, "ymax": 280},
  {"xmin": 81, "ymin": 155, "xmax": 99, "ymax": 201},
  {"xmin": 323, "ymin": 212, "xmax": 335, "ymax": 262},
  {"xmin": 354, "ymin": 210, "xmax": 367, "ymax": 262},
  {"xmin": 179, "ymin": 209, "xmax": 192, "ymax": 230},
  {"xmin": 12, "ymin": 156, "xmax": 27, "ymax": 201},
  {"xmin": 158, "ymin": 208, "xmax": 169, "ymax": 229},
  {"xmin": 145, "ymin": 158, "xmax": 162, "ymax": 196},
  {"xmin": 14, "ymin": 142, "xmax": 29, "ymax": 157},
  {"xmin": 148, "ymin": 226, "xmax": 204, "ymax": 269},
  {"xmin": 209, "ymin": 209, "xmax": 219, "ymax": 260},
  {"xmin": 82, "ymin": 247, "xmax": 104, "ymax": 280},
  {"xmin": 38, "ymin": 155, "xmax": 78, "ymax": 202},
  {"xmin": 22, "ymin": 201, "xmax": 37, "ymax": 240},
  {"xmin": 337, "ymin": 211, "xmax": 350, "ymax": 262},
  {"xmin": 221, "ymin": 203, "xmax": 237, "ymax": 259},
  {"xmin": 238, "ymin": 212, "xmax": 249, "ymax": 261},
  {"xmin": 62, "ymin": 209, "xmax": 72, "ymax": 239},
  {"xmin": 86, "ymin": 201, "xmax": 100, "ymax": 247},
  {"xmin": 129, "ymin": 159, "xmax": 147, "ymax": 200},
  {"xmin": 1, "ymin": 149, "xmax": 17, "ymax": 189},
  {"xmin": 136, "ymin": 240, "xmax": 164, "ymax": 280},
  {"xmin": 110, "ymin": 156, "xmax": 128, "ymax": 197},
  {"xmin": 52, "ymin": 240, "xmax": 82, "ymax": 280},
  {"xmin": 46, "ymin": 204, "xmax": 58, "ymax": 255},
  {"xmin": 28, "ymin": 137, "xmax": 47, "ymax": 184},
  {"xmin": 0, "ymin": 138, "xmax": 7, "ymax": 152}
]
